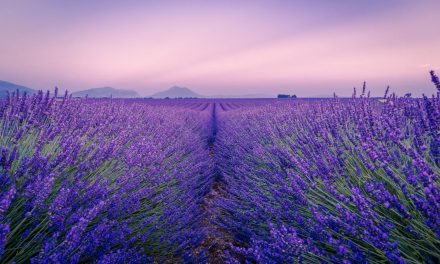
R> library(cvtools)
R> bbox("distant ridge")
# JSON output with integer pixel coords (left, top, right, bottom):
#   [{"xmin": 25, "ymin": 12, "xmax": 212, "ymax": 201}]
[
  {"xmin": 72, "ymin": 87, "xmax": 140, "ymax": 98},
  {"xmin": 1, "ymin": 80, "xmax": 277, "ymax": 99},
  {"xmin": 151, "ymin": 86, "xmax": 202, "ymax": 98},
  {"xmin": 0, "ymin": 80, "xmax": 37, "ymax": 98}
]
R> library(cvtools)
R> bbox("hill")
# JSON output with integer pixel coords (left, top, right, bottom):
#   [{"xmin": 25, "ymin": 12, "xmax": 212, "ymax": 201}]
[
  {"xmin": 0, "ymin": 80, "xmax": 37, "ymax": 98},
  {"xmin": 72, "ymin": 87, "xmax": 140, "ymax": 98},
  {"xmin": 151, "ymin": 86, "xmax": 202, "ymax": 98}
]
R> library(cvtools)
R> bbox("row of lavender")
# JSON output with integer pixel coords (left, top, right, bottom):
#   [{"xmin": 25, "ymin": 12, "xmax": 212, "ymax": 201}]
[
  {"xmin": 0, "ymin": 91, "xmax": 214, "ymax": 262},
  {"xmin": 215, "ymin": 81, "xmax": 440, "ymax": 262},
  {"xmin": 1, "ymin": 75, "xmax": 440, "ymax": 263}
]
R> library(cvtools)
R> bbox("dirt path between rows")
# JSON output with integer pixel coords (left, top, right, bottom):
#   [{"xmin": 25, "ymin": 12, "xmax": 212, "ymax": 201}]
[{"xmin": 195, "ymin": 103, "xmax": 240, "ymax": 263}]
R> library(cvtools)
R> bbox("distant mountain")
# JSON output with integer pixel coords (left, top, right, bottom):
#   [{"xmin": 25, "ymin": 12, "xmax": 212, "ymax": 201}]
[
  {"xmin": 0, "ymin": 80, "xmax": 37, "ymax": 98},
  {"xmin": 151, "ymin": 86, "xmax": 202, "ymax": 98},
  {"xmin": 72, "ymin": 87, "xmax": 140, "ymax": 98}
]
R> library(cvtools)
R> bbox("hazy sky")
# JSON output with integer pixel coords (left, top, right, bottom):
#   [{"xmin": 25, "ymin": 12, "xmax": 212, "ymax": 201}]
[{"xmin": 0, "ymin": 0, "xmax": 439, "ymax": 97}]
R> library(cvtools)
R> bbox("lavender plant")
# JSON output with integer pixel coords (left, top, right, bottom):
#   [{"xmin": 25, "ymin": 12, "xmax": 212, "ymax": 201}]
[
  {"xmin": 214, "ymin": 80, "xmax": 440, "ymax": 263},
  {"xmin": 1, "ymin": 72, "xmax": 439, "ymax": 263},
  {"xmin": 0, "ymin": 91, "xmax": 212, "ymax": 262}
]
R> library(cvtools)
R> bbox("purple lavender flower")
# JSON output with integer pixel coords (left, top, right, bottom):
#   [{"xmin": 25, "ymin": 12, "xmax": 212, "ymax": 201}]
[
  {"xmin": 0, "ymin": 188, "xmax": 16, "ymax": 215},
  {"xmin": 430, "ymin": 70, "xmax": 440, "ymax": 92},
  {"xmin": 0, "ymin": 223, "xmax": 9, "ymax": 258}
]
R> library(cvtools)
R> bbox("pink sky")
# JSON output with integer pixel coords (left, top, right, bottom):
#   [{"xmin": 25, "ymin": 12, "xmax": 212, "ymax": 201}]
[{"xmin": 0, "ymin": 0, "xmax": 439, "ymax": 97}]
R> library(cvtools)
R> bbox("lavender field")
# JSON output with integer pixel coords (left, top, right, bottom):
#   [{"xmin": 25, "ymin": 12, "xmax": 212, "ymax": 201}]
[{"xmin": 0, "ymin": 73, "xmax": 439, "ymax": 264}]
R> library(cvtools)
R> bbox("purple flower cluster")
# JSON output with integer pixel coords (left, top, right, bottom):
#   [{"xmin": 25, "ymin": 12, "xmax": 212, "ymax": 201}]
[
  {"xmin": 214, "ymin": 86, "xmax": 440, "ymax": 262},
  {"xmin": 0, "ymin": 91, "xmax": 213, "ymax": 262}
]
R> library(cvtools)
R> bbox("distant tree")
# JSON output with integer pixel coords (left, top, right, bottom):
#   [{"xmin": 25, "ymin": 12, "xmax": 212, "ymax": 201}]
[
  {"xmin": 291, "ymin": 94, "xmax": 297, "ymax": 99},
  {"xmin": 404, "ymin": 93, "xmax": 412, "ymax": 98}
]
